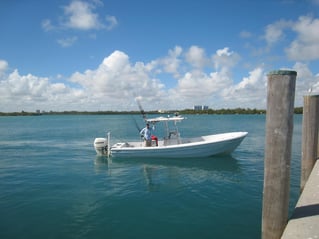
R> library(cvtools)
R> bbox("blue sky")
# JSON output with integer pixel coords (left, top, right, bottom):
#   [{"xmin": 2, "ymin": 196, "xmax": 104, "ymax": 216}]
[{"xmin": 1, "ymin": 0, "xmax": 319, "ymax": 112}]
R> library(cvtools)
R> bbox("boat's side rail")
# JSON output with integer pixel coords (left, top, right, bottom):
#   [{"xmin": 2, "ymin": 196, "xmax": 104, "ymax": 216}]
[{"xmin": 201, "ymin": 132, "xmax": 248, "ymax": 141}]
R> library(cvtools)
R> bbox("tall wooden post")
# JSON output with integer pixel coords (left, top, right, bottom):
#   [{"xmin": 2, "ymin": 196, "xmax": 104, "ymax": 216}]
[
  {"xmin": 301, "ymin": 95, "xmax": 319, "ymax": 192},
  {"xmin": 262, "ymin": 70, "xmax": 297, "ymax": 239}
]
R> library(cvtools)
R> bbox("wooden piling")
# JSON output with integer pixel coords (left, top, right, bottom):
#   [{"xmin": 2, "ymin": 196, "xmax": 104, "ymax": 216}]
[
  {"xmin": 300, "ymin": 95, "xmax": 319, "ymax": 192},
  {"xmin": 262, "ymin": 70, "xmax": 297, "ymax": 239}
]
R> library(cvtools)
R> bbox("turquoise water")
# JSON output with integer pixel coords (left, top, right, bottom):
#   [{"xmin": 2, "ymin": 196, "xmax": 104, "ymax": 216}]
[{"xmin": 0, "ymin": 114, "xmax": 302, "ymax": 239}]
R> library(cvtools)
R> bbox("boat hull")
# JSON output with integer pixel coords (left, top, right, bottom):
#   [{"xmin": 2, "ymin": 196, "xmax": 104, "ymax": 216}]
[{"xmin": 109, "ymin": 132, "xmax": 247, "ymax": 158}]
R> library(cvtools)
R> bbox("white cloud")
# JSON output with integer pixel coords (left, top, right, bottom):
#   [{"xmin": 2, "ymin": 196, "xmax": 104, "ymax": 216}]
[
  {"xmin": 42, "ymin": 0, "xmax": 118, "ymax": 47},
  {"xmin": 286, "ymin": 16, "xmax": 319, "ymax": 61},
  {"xmin": 151, "ymin": 46, "xmax": 183, "ymax": 78},
  {"xmin": 293, "ymin": 62, "xmax": 319, "ymax": 104},
  {"xmin": 57, "ymin": 36, "xmax": 78, "ymax": 47},
  {"xmin": 240, "ymin": 30, "xmax": 253, "ymax": 39},
  {"xmin": 63, "ymin": 0, "xmax": 103, "ymax": 30},
  {"xmin": 1, "ymin": 47, "xmax": 241, "ymax": 111},
  {"xmin": 69, "ymin": 50, "xmax": 166, "ymax": 109},
  {"xmin": 260, "ymin": 15, "xmax": 319, "ymax": 61},
  {"xmin": 169, "ymin": 47, "xmax": 238, "ymax": 106},
  {"xmin": 41, "ymin": 19, "xmax": 55, "ymax": 32},
  {"xmin": 173, "ymin": 69, "xmax": 232, "ymax": 99},
  {"xmin": 11, "ymin": 72, "xmax": 48, "ymax": 97},
  {"xmin": 216, "ymin": 48, "xmax": 232, "ymax": 57},
  {"xmin": 0, "ymin": 47, "xmax": 268, "ymax": 111},
  {"xmin": 62, "ymin": 0, "xmax": 117, "ymax": 30},
  {"xmin": 264, "ymin": 20, "xmax": 292, "ymax": 46},
  {"xmin": 213, "ymin": 47, "xmax": 240, "ymax": 70},
  {"xmin": 2, "ymin": 42, "xmax": 319, "ymax": 112},
  {"xmin": 0, "ymin": 59, "xmax": 8, "ymax": 76},
  {"xmin": 0, "ymin": 68, "xmax": 86, "ymax": 112},
  {"xmin": 105, "ymin": 15, "xmax": 118, "ymax": 30},
  {"xmin": 222, "ymin": 67, "xmax": 267, "ymax": 108},
  {"xmin": 55, "ymin": 0, "xmax": 118, "ymax": 31},
  {"xmin": 185, "ymin": 46, "xmax": 208, "ymax": 69}
]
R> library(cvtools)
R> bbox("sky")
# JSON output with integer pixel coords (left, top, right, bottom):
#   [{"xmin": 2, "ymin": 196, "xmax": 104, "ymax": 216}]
[{"xmin": 0, "ymin": 0, "xmax": 319, "ymax": 112}]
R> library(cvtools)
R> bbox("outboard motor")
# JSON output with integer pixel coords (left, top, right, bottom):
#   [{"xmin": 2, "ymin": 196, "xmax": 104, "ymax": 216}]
[{"xmin": 94, "ymin": 137, "xmax": 108, "ymax": 155}]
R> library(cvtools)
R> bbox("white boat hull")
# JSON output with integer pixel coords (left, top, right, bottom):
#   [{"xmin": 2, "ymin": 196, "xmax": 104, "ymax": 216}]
[{"xmin": 94, "ymin": 132, "xmax": 247, "ymax": 158}]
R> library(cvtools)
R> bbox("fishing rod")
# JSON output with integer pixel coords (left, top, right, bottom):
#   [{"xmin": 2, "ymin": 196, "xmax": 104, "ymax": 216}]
[
  {"xmin": 135, "ymin": 97, "xmax": 147, "ymax": 122},
  {"xmin": 130, "ymin": 97, "xmax": 147, "ymax": 134},
  {"xmin": 132, "ymin": 116, "xmax": 141, "ymax": 132},
  {"xmin": 134, "ymin": 96, "xmax": 158, "ymax": 145}
]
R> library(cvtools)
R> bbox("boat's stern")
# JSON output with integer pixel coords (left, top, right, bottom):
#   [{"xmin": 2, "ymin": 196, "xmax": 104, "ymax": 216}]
[{"xmin": 94, "ymin": 137, "xmax": 108, "ymax": 155}]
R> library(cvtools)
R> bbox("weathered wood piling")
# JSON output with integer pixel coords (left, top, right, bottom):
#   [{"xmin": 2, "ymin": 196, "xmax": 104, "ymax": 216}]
[
  {"xmin": 300, "ymin": 95, "xmax": 319, "ymax": 192},
  {"xmin": 262, "ymin": 70, "xmax": 297, "ymax": 239}
]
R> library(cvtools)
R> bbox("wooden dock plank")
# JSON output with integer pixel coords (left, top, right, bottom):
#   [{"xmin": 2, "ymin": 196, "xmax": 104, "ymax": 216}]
[{"xmin": 281, "ymin": 160, "xmax": 319, "ymax": 239}]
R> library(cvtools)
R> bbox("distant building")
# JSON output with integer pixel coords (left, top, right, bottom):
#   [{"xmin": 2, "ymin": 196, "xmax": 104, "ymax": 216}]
[
  {"xmin": 158, "ymin": 109, "xmax": 167, "ymax": 113},
  {"xmin": 193, "ymin": 105, "xmax": 209, "ymax": 110}
]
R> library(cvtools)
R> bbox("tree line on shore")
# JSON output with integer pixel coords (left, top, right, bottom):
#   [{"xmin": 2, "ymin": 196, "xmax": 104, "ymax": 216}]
[{"xmin": 0, "ymin": 107, "xmax": 303, "ymax": 116}]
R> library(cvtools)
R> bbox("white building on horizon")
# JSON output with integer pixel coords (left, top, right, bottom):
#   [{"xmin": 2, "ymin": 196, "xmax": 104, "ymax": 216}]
[{"xmin": 193, "ymin": 105, "xmax": 209, "ymax": 110}]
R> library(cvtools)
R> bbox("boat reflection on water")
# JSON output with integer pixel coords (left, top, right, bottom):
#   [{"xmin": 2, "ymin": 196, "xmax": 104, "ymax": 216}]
[
  {"xmin": 94, "ymin": 154, "xmax": 240, "ymax": 171},
  {"xmin": 94, "ymin": 155, "xmax": 241, "ymax": 192},
  {"xmin": 94, "ymin": 156, "xmax": 112, "ymax": 173}
]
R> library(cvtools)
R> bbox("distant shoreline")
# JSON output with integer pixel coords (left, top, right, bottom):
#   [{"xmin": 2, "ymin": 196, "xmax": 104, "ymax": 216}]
[{"xmin": 0, "ymin": 107, "xmax": 303, "ymax": 116}]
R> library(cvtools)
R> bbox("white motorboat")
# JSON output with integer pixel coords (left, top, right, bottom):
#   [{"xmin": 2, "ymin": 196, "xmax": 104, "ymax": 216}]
[{"xmin": 94, "ymin": 115, "xmax": 247, "ymax": 158}]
